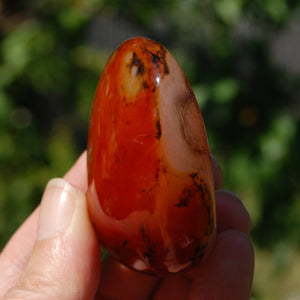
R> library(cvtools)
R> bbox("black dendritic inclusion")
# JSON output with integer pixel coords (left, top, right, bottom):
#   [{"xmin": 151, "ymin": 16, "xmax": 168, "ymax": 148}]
[
  {"xmin": 155, "ymin": 117, "xmax": 162, "ymax": 139},
  {"xmin": 140, "ymin": 223, "xmax": 156, "ymax": 262},
  {"xmin": 140, "ymin": 164, "xmax": 160, "ymax": 194},
  {"xmin": 175, "ymin": 173, "xmax": 213, "ymax": 210},
  {"xmin": 145, "ymin": 46, "xmax": 170, "ymax": 76},
  {"xmin": 128, "ymin": 52, "xmax": 145, "ymax": 76},
  {"xmin": 190, "ymin": 244, "xmax": 206, "ymax": 265},
  {"xmin": 175, "ymin": 187, "xmax": 194, "ymax": 207},
  {"xmin": 142, "ymin": 80, "xmax": 149, "ymax": 89},
  {"xmin": 190, "ymin": 173, "xmax": 205, "ymax": 194},
  {"xmin": 190, "ymin": 173, "xmax": 215, "ymax": 236}
]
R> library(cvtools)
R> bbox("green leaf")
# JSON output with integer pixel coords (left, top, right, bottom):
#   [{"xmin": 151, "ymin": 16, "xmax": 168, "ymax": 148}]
[
  {"xmin": 214, "ymin": 0, "xmax": 244, "ymax": 24},
  {"xmin": 210, "ymin": 78, "xmax": 239, "ymax": 104},
  {"xmin": 263, "ymin": 0, "xmax": 288, "ymax": 23}
]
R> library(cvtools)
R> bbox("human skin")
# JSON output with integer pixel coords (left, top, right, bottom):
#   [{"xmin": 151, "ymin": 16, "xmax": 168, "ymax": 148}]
[{"xmin": 0, "ymin": 151, "xmax": 254, "ymax": 300}]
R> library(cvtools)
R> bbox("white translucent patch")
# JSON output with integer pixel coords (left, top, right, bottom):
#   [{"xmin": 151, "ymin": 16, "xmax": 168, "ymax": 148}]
[
  {"xmin": 131, "ymin": 65, "xmax": 138, "ymax": 77},
  {"xmin": 105, "ymin": 82, "xmax": 110, "ymax": 97},
  {"xmin": 132, "ymin": 259, "xmax": 148, "ymax": 271},
  {"xmin": 179, "ymin": 234, "xmax": 194, "ymax": 248},
  {"xmin": 155, "ymin": 75, "xmax": 160, "ymax": 85},
  {"xmin": 124, "ymin": 51, "xmax": 133, "ymax": 64},
  {"xmin": 166, "ymin": 262, "xmax": 191, "ymax": 273},
  {"xmin": 158, "ymin": 52, "xmax": 210, "ymax": 173}
]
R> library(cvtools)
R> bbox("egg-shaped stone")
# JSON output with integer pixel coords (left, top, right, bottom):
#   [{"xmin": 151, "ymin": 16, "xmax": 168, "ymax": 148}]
[{"xmin": 87, "ymin": 37, "xmax": 216, "ymax": 276}]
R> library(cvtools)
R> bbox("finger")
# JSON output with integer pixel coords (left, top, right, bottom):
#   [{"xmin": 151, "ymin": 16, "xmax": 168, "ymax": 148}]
[
  {"xmin": 215, "ymin": 190, "xmax": 252, "ymax": 235},
  {"xmin": 96, "ymin": 256, "xmax": 159, "ymax": 300},
  {"xmin": 152, "ymin": 274, "xmax": 191, "ymax": 300},
  {"xmin": 0, "ymin": 152, "xmax": 88, "ymax": 298},
  {"xmin": 211, "ymin": 154, "xmax": 223, "ymax": 190},
  {"xmin": 63, "ymin": 151, "xmax": 88, "ymax": 192},
  {"xmin": 187, "ymin": 230, "xmax": 254, "ymax": 300},
  {"xmin": 3, "ymin": 178, "xmax": 101, "ymax": 300}
]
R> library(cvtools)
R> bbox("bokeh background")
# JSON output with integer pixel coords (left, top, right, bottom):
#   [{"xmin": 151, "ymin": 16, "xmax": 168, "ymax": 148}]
[{"xmin": 0, "ymin": 1, "xmax": 299, "ymax": 299}]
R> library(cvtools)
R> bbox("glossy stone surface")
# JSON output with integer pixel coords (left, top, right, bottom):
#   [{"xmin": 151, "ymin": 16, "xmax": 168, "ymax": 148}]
[{"xmin": 87, "ymin": 37, "xmax": 216, "ymax": 276}]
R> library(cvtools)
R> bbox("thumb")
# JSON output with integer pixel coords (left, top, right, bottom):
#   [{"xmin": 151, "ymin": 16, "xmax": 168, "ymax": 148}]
[{"xmin": 3, "ymin": 178, "xmax": 101, "ymax": 300}]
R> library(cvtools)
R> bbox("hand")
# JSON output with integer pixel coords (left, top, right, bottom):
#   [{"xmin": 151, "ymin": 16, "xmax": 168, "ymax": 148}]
[{"xmin": 0, "ymin": 152, "xmax": 254, "ymax": 300}]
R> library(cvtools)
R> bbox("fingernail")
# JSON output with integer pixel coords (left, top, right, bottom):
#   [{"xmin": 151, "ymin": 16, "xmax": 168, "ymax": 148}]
[{"xmin": 37, "ymin": 178, "xmax": 82, "ymax": 241}]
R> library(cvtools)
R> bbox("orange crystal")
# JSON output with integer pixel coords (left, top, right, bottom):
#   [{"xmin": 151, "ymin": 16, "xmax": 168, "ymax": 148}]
[{"xmin": 87, "ymin": 37, "xmax": 216, "ymax": 276}]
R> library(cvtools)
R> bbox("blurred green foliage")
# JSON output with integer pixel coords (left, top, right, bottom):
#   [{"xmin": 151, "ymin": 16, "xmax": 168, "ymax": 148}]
[{"xmin": 0, "ymin": 0, "xmax": 299, "ymax": 298}]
